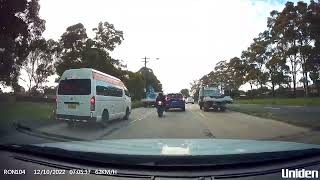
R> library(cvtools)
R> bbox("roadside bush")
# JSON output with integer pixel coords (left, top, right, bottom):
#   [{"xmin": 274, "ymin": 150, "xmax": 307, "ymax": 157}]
[{"xmin": 132, "ymin": 100, "xmax": 144, "ymax": 109}]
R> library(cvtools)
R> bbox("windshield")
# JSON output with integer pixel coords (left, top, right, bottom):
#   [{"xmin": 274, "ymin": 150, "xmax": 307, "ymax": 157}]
[
  {"xmin": 1, "ymin": 0, "xmax": 320, "ymax": 170},
  {"xmin": 203, "ymin": 89, "xmax": 220, "ymax": 97}
]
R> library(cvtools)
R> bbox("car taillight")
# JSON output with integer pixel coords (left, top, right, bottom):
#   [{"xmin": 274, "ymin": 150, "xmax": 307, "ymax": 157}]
[{"xmin": 90, "ymin": 96, "xmax": 95, "ymax": 111}]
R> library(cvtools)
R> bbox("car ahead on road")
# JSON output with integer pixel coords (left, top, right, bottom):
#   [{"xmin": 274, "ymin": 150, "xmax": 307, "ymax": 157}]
[
  {"xmin": 185, "ymin": 97, "xmax": 195, "ymax": 104},
  {"xmin": 56, "ymin": 68, "xmax": 131, "ymax": 127},
  {"xmin": 165, "ymin": 93, "xmax": 185, "ymax": 111}
]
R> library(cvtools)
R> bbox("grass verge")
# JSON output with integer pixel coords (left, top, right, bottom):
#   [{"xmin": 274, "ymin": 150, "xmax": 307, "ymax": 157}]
[
  {"xmin": 234, "ymin": 97, "xmax": 320, "ymax": 106},
  {"xmin": 227, "ymin": 104, "xmax": 320, "ymax": 130},
  {"xmin": 0, "ymin": 102, "xmax": 56, "ymax": 136},
  {"xmin": 132, "ymin": 100, "xmax": 144, "ymax": 109}
]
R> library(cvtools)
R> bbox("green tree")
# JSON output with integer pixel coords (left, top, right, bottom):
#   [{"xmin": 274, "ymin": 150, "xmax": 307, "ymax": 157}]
[
  {"xmin": 271, "ymin": 2, "xmax": 300, "ymax": 97},
  {"xmin": 43, "ymin": 86, "xmax": 57, "ymax": 96},
  {"xmin": 93, "ymin": 21, "xmax": 124, "ymax": 51},
  {"xmin": 226, "ymin": 57, "xmax": 246, "ymax": 95},
  {"xmin": 309, "ymin": 55, "xmax": 320, "ymax": 95},
  {"xmin": 241, "ymin": 50, "xmax": 261, "ymax": 91},
  {"xmin": 245, "ymin": 32, "xmax": 271, "ymax": 90},
  {"xmin": 190, "ymin": 80, "xmax": 201, "ymax": 102},
  {"xmin": 138, "ymin": 67, "xmax": 162, "ymax": 92},
  {"xmin": 0, "ymin": 0, "xmax": 45, "ymax": 89},
  {"xmin": 20, "ymin": 39, "xmax": 56, "ymax": 93},
  {"xmin": 295, "ymin": 1, "xmax": 314, "ymax": 96},
  {"xmin": 265, "ymin": 50, "xmax": 290, "ymax": 96},
  {"xmin": 122, "ymin": 71, "xmax": 145, "ymax": 100},
  {"xmin": 55, "ymin": 22, "xmax": 125, "ymax": 77},
  {"xmin": 55, "ymin": 23, "xmax": 88, "ymax": 76},
  {"xmin": 308, "ymin": 0, "xmax": 320, "ymax": 96},
  {"xmin": 180, "ymin": 89, "xmax": 190, "ymax": 97},
  {"xmin": 213, "ymin": 60, "xmax": 228, "ymax": 92}
]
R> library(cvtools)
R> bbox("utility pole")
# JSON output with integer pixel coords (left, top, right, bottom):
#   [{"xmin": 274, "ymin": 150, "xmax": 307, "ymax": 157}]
[
  {"xmin": 142, "ymin": 56, "xmax": 150, "ymax": 68},
  {"xmin": 141, "ymin": 57, "xmax": 159, "ymax": 94}
]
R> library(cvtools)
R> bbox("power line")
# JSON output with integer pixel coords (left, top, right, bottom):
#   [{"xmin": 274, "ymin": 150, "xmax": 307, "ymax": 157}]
[{"xmin": 141, "ymin": 57, "xmax": 159, "ymax": 68}]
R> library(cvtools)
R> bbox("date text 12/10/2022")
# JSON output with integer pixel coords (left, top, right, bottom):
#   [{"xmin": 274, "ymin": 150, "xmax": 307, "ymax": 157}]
[{"xmin": 3, "ymin": 169, "xmax": 118, "ymax": 176}]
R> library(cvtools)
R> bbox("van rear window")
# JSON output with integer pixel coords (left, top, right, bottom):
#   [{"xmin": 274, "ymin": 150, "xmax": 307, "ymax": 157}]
[{"xmin": 58, "ymin": 79, "xmax": 91, "ymax": 95}]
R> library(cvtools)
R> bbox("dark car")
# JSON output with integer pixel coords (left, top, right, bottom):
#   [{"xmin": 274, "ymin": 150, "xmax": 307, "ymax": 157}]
[{"xmin": 165, "ymin": 93, "xmax": 185, "ymax": 111}]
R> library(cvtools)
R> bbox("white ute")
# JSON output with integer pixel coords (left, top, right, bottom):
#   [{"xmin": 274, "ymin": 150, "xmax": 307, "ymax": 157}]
[
  {"xmin": 56, "ymin": 68, "xmax": 131, "ymax": 127},
  {"xmin": 198, "ymin": 86, "xmax": 233, "ymax": 112},
  {"xmin": 185, "ymin": 97, "xmax": 195, "ymax": 104}
]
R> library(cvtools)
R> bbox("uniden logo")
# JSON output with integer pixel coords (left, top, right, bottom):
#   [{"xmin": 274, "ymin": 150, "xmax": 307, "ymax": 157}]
[{"xmin": 282, "ymin": 169, "xmax": 319, "ymax": 179}]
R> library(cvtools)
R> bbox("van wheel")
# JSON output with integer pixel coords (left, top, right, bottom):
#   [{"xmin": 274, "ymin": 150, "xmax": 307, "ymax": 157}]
[
  {"xmin": 101, "ymin": 110, "xmax": 109, "ymax": 128},
  {"xmin": 123, "ymin": 108, "xmax": 130, "ymax": 120}
]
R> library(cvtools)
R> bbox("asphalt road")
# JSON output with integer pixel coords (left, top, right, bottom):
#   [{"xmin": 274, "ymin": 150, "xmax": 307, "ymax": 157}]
[{"xmin": 3, "ymin": 104, "xmax": 319, "ymax": 145}]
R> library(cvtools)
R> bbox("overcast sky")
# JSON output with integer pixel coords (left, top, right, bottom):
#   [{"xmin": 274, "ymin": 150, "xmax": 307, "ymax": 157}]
[{"xmin": 16, "ymin": 0, "xmax": 296, "ymax": 93}]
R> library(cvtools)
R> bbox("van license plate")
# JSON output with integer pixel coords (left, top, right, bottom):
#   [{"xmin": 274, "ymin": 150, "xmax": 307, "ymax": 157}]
[{"xmin": 68, "ymin": 104, "xmax": 77, "ymax": 109}]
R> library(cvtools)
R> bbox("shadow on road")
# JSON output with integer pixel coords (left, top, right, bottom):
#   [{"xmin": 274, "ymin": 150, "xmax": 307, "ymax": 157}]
[
  {"xmin": 201, "ymin": 109, "xmax": 231, "ymax": 113},
  {"xmin": 69, "ymin": 118, "xmax": 126, "ymax": 129},
  {"xmin": 29, "ymin": 118, "xmax": 135, "ymax": 140},
  {"xmin": 166, "ymin": 108, "xmax": 185, "ymax": 112}
]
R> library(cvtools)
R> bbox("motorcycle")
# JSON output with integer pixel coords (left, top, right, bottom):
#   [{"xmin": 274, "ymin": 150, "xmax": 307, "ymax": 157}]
[{"xmin": 156, "ymin": 101, "xmax": 165, "ymax": 117}]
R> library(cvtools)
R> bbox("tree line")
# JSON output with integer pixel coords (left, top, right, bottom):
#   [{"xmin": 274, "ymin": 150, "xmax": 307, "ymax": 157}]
[
  {"xmin": 0, "ymin": 0, "xmax": 162, "ymax": 100},
  {"xmin": 191, "ymin": 1, "xmax": 320, "ymax": 100}
]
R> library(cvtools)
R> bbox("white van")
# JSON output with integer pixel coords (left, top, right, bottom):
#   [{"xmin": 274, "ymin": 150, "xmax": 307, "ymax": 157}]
[{"xmin": 56, "ymin": 68, "xmax": 131, "ymax": 126}]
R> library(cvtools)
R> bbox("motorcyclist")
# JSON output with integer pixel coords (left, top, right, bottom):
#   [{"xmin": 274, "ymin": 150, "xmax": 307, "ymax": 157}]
[{"xmin": 156, "ymin": 92, "xmax": 166, "ymax": 107}]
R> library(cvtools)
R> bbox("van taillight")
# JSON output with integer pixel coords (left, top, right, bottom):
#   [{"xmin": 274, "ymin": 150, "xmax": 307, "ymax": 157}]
[{"xmin": 90, "ymin": 96, "xmax": 95, "ymax": 111}]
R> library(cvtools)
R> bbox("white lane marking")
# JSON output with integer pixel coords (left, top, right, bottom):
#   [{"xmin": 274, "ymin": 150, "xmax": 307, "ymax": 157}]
[
  {"xmin": 188, "ymin": 107, "xmax": 206, "ymax": 119},
  {"xmin": 128, "ymin": 111, "xmax": 153, "ymax": 126},
  {"xmin": 264, "ymin": 107, "xmax": 281, "ymax": 110},
  {"xmin": 198, "ymin": 112, "xmax": 206, "ymax": 118},
  {"xmin": 129, "ymin": 116, "xmax": 146, "ymax": 124},
  {"xmin": 129, "ymin": 119, "xmax": 139, "ymax": 124},
  {"xmin": 287, "ymin": 106, "xmax": 303, "ymax": 108}
]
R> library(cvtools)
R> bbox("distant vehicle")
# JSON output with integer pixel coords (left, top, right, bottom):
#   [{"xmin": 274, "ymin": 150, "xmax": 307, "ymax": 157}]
[
  {"xmin": 56, "ymin": 68, "xmax": 131, "ymax": 127},
  {"xmin": 198, "ymin": 85, "xmax": 233, "ymax": 112},
  {"xmin": 141, "ymin": 92, "xmax": 159, "ymax": 107},
  {"xmin": 185, "ymin": 97, "xmax": 195, "ymax": 104},
  {"xmin": 165, "ymin": 93, "xmax": 185, "ymax": 111},
  {"xmin": 141, "ymin": 86, "xmax": 159, "ymax": 107}
]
